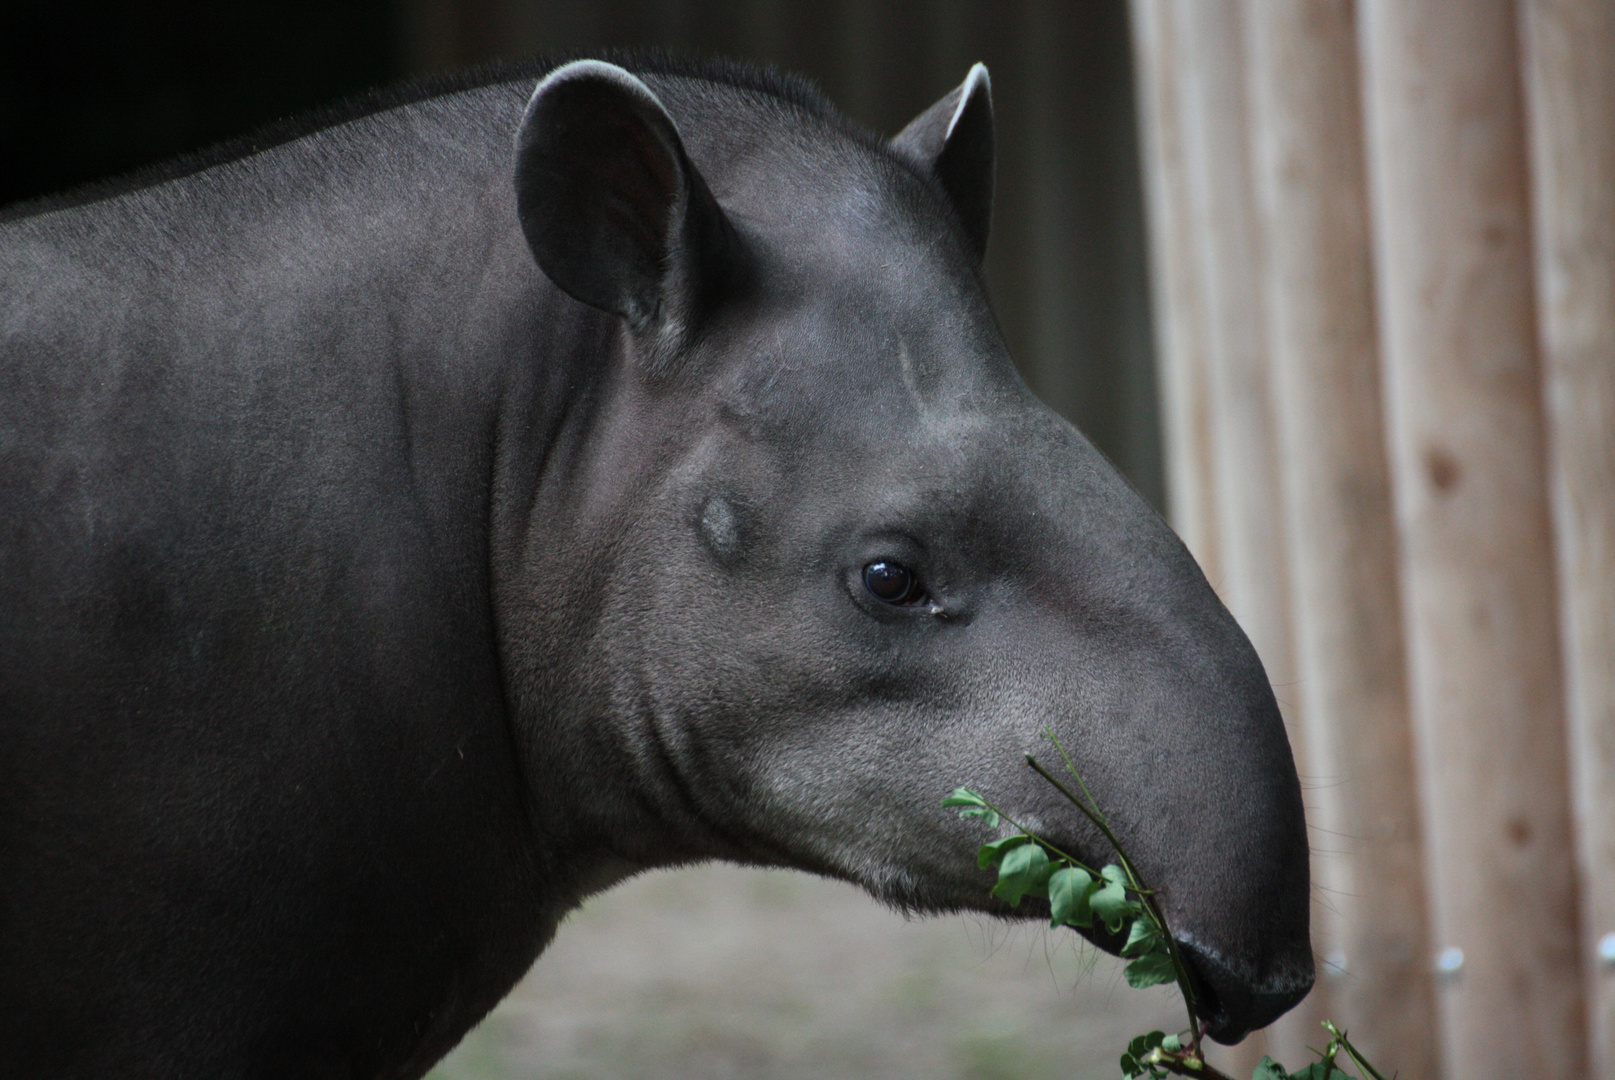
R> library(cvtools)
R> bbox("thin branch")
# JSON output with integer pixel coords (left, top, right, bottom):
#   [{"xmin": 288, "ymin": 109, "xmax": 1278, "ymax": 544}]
[
  {"xmin": 1025, "ymin": 749, "xmax": 1201, "ymax": 1051},
  {"xmin": 1324, "ymin": 1023, "xmax": 1392, "ymax": 1080}
]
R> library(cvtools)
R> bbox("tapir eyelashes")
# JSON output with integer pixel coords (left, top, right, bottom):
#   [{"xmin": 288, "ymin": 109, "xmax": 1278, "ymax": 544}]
[{"xmin": 861, "ymin": 560, "xmax": 928, "ymax": 606}]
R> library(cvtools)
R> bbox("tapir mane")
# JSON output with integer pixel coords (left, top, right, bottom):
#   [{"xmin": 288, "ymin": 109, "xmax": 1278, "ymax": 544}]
[{"xmin": 0, "ymin": 50, "xmax": 885, "ymax": 225}]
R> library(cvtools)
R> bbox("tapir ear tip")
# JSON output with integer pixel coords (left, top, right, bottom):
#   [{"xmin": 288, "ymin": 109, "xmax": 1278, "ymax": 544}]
[
  {"xmin": 950, "ymin": 64, "xmax": 992, "ymax": 139},
  {"xmin": 964, "ymin": 62, "xmax": 991, "ymax": 96},
  {"xmin": 891, "ymin": 62, "xmax": 995, "ymax": 263},
  {"xmin": 526, "ymin": 59, "xmax": 663, "ymax": 116}
]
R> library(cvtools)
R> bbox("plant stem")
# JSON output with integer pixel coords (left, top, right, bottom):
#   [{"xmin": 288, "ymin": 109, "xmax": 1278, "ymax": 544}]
[
  {"xmin": 1141, "ymin": 1049, "xmax": 1238, "ymax": 1079},
  {"xmin": 1025, "ymin": 750, "xmax": 1202, "ymax": 1053},
  {"xmin": 1324, "ymin": 1022, "xmax": 1392, "ymax": 1080},
  {"xmin": 1024, "ymin": 754, "xmax": 1132, "ymax": 879},
  {"xmin": 966, "ymin": 793, "xmax": 1101, "ymax": 880}
]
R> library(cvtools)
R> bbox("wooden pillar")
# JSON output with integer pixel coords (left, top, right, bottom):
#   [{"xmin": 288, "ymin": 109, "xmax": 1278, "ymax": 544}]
[
  {"xmin": 1357, "ymin": 2, "xmax": 1585, "ymax": 1076},
  {"xmin": 1521, "ymin": 1, "xmax": 1615, "ymax": 1074},
  {"xmin": 1131, "ymin": 2, "xmax": 1327, "ymax": 1071},
  {"xmin": 1243, "ymin": 2, "xmax": 1438, "ymax": 1074},
  {"xmin": 1130, "ymin": 0, "xmax": 1222, "ymax": 581}
]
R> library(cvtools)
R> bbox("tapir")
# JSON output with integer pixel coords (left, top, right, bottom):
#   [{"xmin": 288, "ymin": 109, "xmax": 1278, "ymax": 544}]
[{"xmin": 0, "ymin": 53, "xmax": 1313, "ymax": 1078}]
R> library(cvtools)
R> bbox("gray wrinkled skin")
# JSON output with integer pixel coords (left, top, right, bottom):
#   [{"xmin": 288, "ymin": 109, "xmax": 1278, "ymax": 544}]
[{"xmin": 0, "ymin": 54, "xmax": 1311, "ymax": 1080}]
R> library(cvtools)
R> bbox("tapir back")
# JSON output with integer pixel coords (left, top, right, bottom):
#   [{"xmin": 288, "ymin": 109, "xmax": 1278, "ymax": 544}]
[{"xmin": 0, "ymin": 85, "xmax": 561, "ymax": 1078}]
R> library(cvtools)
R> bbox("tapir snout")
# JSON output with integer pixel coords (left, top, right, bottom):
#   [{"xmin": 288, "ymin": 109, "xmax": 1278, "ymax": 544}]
[{"xmin": 960, "ymin": 420, "xmax": 1314, "ymax": 1045}]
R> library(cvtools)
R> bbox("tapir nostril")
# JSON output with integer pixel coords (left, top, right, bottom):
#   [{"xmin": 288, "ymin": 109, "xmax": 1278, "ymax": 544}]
[{"xmin": 1174, "ymin": 939, "xmax": 1314, "ymax": 1046}]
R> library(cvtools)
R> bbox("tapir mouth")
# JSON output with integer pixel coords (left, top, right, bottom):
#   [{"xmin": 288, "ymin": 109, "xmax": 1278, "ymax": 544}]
[
  {"xmin": 1058, "ymin": 922, "xmax": 1312, "ymax": 1045},
  {"xmin": 1173, "ymin": 937, "xmax": 1314, "ymax": 1045}
]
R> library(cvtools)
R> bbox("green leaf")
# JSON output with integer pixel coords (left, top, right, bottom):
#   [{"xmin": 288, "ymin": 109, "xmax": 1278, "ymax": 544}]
[
  {"xmin": 944, "ymin": 788, "xmax": 1001, "ymax": 828},
  {"xmin": 976, "ymin": 833, "xmax": 1032, "ymax": 870},
  {"xmin": 1120, "ymin": 1031, "xmax": 1168, "ymax": 1079},
  {"xmin": 1121, "ymin": 915, "xmax": 1160, "ymax": 957},
  {"xmin": 1161, "ymin": 1033, "xmax": 1181, "ymax": 1053},
  {"xmin": 1047, "ymin": 864, "xmax": 1097, "ymax": 927},
  {"xmin": 1252, "ymin": 1058, "xmax": 1290, "ymax": 1080},
  {"xmin": 1123, "ymin": 947, "xmax": 1178, "ymax": 988},
  {"xmin": 1287, "ymin": 1063, "xmax": 1355, "ymax": 1080},
  {"xmin": 991, "ymin": 841, "xmax": 1052, "ymax": 906},
  {"xmin": 1089, "ymin": 877, "xmax": 1134, "ymax": 931}
]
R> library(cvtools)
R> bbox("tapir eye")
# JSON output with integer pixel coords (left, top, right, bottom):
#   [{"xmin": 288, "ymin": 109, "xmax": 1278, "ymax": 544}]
[{"xmin": 862, "ymin": 560, "xmax": 926, "ymax": 605}]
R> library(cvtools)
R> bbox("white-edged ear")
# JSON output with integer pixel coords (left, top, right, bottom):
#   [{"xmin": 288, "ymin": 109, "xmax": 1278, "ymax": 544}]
[
  {"xmin": 513, "ymin": 60, "xmax": 739, "ymax": 339},
  {"xmin": 889, "ymin": 63, "xmax": 995, "ymax": 262}
]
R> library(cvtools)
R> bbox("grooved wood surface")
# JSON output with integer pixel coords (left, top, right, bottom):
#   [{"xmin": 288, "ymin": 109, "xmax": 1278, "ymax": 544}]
[
  {"xmin": 1244, "ymin": 1, "xmax": 1438, "ymax": 1074},
  {"xmin": 1523, "ymin": 0, "xmax": 1615, "ymax": 1075},
  {"xmin": 1358, "ymin": 1, "xmax": 1584, "ymax": 1075}
]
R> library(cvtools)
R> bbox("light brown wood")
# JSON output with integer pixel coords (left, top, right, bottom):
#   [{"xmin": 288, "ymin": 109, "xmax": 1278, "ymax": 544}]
[
  {"xmin": 1243, "ymin": 2, "xmax": 1438, "ymax": 1074},
  {"xmin": 1357, "ymin": 1, "xmax": 1586, "ymax": 1075},
  {"xmin": 1130, "ymin": 0, "xmax": 1223, "ymax": 579},
  {"xmin": 1522, "ymin": 0, "xmax": 1615, "ymax": 1074}
]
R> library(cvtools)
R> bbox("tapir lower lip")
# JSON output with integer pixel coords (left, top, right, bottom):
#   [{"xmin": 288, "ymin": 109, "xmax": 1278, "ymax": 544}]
[
  {"xmin": 1058, "ymin": 923, "xmax": 1311, "ymax": 1045},
  {"xmin": 1174, "ymin": 938, "xmax": 1315, "ymax": 1045}
]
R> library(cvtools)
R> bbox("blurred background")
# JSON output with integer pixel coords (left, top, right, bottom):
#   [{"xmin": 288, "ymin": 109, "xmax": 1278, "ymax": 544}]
[{"xmin": 6, "ymin": 3, "xmax": 1612, "ymax": 1080}]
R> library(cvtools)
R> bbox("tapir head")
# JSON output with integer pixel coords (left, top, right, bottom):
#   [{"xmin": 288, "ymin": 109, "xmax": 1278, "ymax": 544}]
[{"xmin": 499, "ymin": 59, "xmax": 1313, "ymax": 1044}]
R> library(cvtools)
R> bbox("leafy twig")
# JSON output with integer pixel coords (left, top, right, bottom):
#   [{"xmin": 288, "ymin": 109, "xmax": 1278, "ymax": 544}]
[
  {"xmin": 1026, "ymin": 743, "xmax": 1200, "ymax": 1053},
  {"xmin": 945, "ymin": 733, "xmax": 1396, "ymax": 1080}
]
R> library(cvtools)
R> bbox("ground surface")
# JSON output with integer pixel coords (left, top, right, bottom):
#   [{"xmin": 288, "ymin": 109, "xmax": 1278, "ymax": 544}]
[{"xmin": 426, "ymin": 862, "xmax": 1188, "ymax": 1080}]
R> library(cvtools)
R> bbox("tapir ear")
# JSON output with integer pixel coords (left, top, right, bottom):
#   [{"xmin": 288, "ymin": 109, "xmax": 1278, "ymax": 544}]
[
  {"xmin": 514, "ymin": 60, "xmax": 738, "ymax": 336},
  {"xmin": 889, "ymin": 63, "xmax": 995, "ymax": 262}
]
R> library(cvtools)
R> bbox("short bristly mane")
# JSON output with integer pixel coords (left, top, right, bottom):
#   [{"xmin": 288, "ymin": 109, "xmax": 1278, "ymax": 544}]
[{"xmin": 0, "ymin": 48, "xmax": 871, "ymax": 223}]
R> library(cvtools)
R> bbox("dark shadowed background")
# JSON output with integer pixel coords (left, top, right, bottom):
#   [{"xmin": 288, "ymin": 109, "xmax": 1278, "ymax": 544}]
[{"xmin": 1, "ymin": 0, "xmax": 1160, "ymax": 507}]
